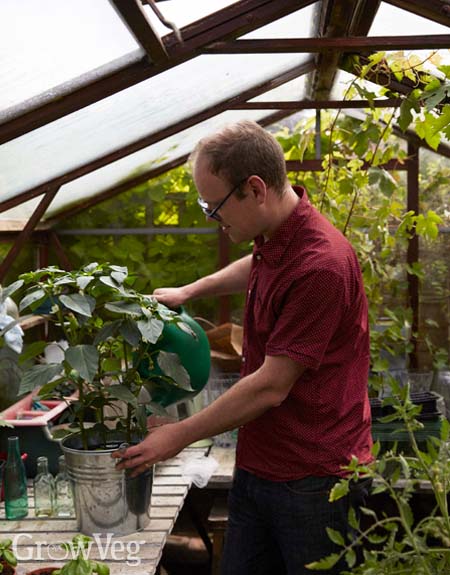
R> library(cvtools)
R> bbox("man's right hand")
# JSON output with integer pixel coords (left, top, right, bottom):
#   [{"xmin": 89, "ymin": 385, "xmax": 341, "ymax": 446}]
[{"xmin": 153, "ymin": 286, "xmax": 190, "ymax": 308}]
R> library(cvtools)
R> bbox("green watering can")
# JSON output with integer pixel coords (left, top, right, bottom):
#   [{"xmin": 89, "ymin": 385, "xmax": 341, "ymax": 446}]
[{"xmin": 137, "ymin": 307, "xmax": 211, "ymax": 407}]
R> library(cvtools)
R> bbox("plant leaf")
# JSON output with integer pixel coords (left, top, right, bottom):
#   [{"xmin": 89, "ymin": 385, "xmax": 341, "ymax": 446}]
[
  {"xmin": 19, "ymin": 288, "xmax": 46, "ymax": 311},
  {"xmin": 137, "ymin": 318, "xmax": 164, "ymax": 344},
  {"xmin": 2, "ymin": 549, "xmax": 17, "ymax": 567},
  {"xmin": 326, "ymin": 527, "xmax": 345, "ymax": 547},
  {"xmin": 176, "ymin": 321, "xmax": 197, "ymax": 339},
  {"xmin": 305, "ymin": 553, "xmax": 340, "ymax": 570},
  {"xmin": 93, "ymin": 320, "xmax": 121, "ymax": 345},
  {"xmin": 77, "ymin": 276, "xmax": 94, "ymax": 290},
  {"xmin": 111, "ymin": 271, "xmax": 127, "ymax": 284},
  {"xmin": 104, "ymin": 301, "xmax": 142, "ymax": 316},
  {"xmin": 329, "ymin": 480, "xmax": 349, "ymax": 502},
  {"xmin": 65, "ymin": 345, "xmax": 99, "ymax": 383},
  {"xmin": 1, "ymin": 280, "xmax": 24, "ymax": 302},
  {"xmin": 146, "ymin": 400, "xmax": 170, "ymax": 417},
  {"xmin": 38, "ymin": 377, "xmax": 68, "ymax": 399},
  {"xmin": 119, "ymin": 319, "xmax": 141, "ymax": 347},
  {"xmin": 345, "ymin": 548, "xmax": 356, "ymax": 568},
  {"xmin": 100, "ymin": 276, "xmax": 120, "ymax": 289},
  {"xmin": 110, "ymin": 265, "xmax": 128, "ymax": 274},
  {"xmin": 107, "ymin": 384, "xmax": 137, "ymax": 406},
  {"xmin": 20, "ymin": 363, "xmax": 63, "ymax": 393},
  {"xmin": 59, "ymin": 294, "xmax": 96, "ymax": 317},
  {"xmin": 18, "ymin": 340, "xmax": 48, "ymax": 365},
  {"xmin": 157, "ymin": 351, "xmax": 193, "ymax": 391}
]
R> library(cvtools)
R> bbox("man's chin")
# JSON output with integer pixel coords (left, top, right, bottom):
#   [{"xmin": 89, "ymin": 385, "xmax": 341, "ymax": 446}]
[{"xmin": 228, "ymin": 231, "xmax": 251, "ymax": 244}]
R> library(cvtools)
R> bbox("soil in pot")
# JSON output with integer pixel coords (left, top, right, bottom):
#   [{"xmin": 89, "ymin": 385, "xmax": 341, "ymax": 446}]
[{"xmin": 0, "ymin": 561, "xmax": 16, "ymax": 575}]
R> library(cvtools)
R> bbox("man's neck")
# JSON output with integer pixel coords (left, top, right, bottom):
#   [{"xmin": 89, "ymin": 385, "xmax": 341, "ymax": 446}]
[{"xmin": 263, "ymin": 186, "xmax": 299, "ymax": 241}]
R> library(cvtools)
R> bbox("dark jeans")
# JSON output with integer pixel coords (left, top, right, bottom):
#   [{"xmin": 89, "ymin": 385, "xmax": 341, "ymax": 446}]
[{"xmin": 221, "ymin": 469, "xmax": 369, "ymax": 575}]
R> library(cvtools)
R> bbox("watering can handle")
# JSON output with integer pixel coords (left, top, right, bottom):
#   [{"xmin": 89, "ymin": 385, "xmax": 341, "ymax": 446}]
[{"xmin": 192, "ymin": 317, "xmax": 216, "ymax": 330}]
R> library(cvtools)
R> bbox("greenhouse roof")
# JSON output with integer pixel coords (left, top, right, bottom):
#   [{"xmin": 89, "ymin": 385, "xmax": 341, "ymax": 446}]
[{"xmin": 0, "ymin": 0, "xmax": 449, "ymax": 228}]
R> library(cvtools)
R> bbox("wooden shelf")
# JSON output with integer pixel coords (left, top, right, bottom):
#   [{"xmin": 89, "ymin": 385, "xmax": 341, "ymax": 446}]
[{"xmin": 18, "ymin": 314, "xmax": 48, "ymax": 331}]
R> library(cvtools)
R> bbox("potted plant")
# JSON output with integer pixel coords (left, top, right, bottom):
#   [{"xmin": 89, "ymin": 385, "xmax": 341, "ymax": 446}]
[
  {"xmin": 51, "ymin": 535, "xmax": 109, "ymax": 575},
  {"xmin": 0, "ymin": 538, "xmax": 17, "ymax": 575},
  {"xmin": 21, "ymin": 535, "xmax": 108, "ymax": 575},
  {"xmin": 14, "ymin": 262, "xmax": 210, "ymax": 535}
]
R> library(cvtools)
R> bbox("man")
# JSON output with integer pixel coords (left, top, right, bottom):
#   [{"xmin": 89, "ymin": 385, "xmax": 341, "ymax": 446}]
[{"xmin": 115, "ymin": 120, "xmax": 373, "ymax": 574}]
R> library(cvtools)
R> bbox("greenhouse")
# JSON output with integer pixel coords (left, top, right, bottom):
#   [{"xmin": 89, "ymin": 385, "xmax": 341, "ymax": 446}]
[{"xmin": 0, "ymin": 1, "xmax": 450, "ymax": 574}]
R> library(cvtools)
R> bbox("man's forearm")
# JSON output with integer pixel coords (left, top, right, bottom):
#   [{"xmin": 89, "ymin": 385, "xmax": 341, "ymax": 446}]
[
  {"xmin": 177, "ymin": 355, "xmax": 304, "ymax": 446},
  {"xmin": 185, "ymin": 254, "xmax": 252, "ymax": 300},
  {"xmin": 178, "ymin": 372, "xmax": 273, "ymax": 446}
]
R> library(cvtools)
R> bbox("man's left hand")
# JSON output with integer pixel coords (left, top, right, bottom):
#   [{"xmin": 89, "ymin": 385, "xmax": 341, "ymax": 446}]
[{"xmin": 112, "ymin": 422, "xmax": 188, "ymax": 477}]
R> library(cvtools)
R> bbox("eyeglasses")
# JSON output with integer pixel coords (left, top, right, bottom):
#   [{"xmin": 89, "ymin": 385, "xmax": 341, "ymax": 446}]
[{"xmin": 197, "ymin": 177, "xmax": 248, "ymax": 222}]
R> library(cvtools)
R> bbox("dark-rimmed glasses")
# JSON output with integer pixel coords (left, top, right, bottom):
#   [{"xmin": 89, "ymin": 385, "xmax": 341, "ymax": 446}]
[{"xmin": 197, "ymin": 177, "xmax": 248, "ymax": 222}]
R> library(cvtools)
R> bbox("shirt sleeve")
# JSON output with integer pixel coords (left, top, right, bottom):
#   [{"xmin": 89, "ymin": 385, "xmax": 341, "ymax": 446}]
[{"xmin": 265, "ymin": 268, "xmax": 346, "ymax": 370}]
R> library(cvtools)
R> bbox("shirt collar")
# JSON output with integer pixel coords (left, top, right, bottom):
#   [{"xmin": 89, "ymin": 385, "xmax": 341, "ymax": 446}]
[{"xmin": 254, "ymin": 186, "xmax": 310, "ymax": 265}]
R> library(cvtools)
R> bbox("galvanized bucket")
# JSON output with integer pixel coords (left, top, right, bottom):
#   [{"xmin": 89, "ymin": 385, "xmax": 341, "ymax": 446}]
[{"xmin": 61, "ymin": 431, "xmax": 152, "ymax": 536}]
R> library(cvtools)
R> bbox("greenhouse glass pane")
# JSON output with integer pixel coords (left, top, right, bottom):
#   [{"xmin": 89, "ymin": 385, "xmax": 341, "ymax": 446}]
[
  {"xmin": 242, "ymin": 8, "xmax": 315, "ymax": 39},
  {"xmin": 370, "ymin": 3, "xmax": 449, "ymax": 36},
  {"xmin": 370, "ymin": 4, "xmax": 450, "ymax": 75},
  {"xmin": 0, "ymin": 108, "xmax": 286, "ymax": 221},
  {"xmin": 248, "ymin": 77, "xmax": 307, "ymax": 102},
  {"xmin": 0, "ymin": 0, "xmax": 138, "ymax": 110},
  {"xmin": 0, "ymin": 3, "xmax": 315, "ymax": 205}
]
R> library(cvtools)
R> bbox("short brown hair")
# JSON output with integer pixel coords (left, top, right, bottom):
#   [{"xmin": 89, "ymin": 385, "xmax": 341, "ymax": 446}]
[{"xmin": 190, "ymin": 120, "xmax": 287, "ymax": 197}]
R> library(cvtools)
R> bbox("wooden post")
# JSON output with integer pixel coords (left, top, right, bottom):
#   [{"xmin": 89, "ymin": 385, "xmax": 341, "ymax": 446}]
[
  {"xmin": 49, "ymin": 231, "xmax": 73, "ymax": 270},
  {"xmin": 407, "ymin": 142, "xmax": 419, "ymax": 368}
]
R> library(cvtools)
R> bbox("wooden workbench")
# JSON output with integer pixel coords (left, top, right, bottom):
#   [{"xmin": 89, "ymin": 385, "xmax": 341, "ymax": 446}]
[{"xmin": 0, "ymin": 446, "xmax": 235, "ymax": 575}]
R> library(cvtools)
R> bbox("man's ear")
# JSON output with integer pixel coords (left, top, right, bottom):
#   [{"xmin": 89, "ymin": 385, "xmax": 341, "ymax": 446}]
[{"xmin": 247, "ymin": 175, "xmax": 267, "ymax": 205}]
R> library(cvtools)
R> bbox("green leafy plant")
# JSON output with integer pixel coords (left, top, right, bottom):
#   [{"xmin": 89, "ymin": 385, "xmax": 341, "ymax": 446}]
[
  {"xmin": 0, "ymin": 539, "xmax": 17, "ymax": 573},
  {"xmin": 0, "ymin": 282, "xmax": 25, "ymax": 411},
  {"xmin": 16, "ymin": 262, "xmax": 196, "ymax": 449},
  {"xmin": 307, "ymin": 379, "xmax": 450, "ymax": 573},
  {"xmin": 53, "ymin": 535, "xmax": 109, "ymax": 575}
]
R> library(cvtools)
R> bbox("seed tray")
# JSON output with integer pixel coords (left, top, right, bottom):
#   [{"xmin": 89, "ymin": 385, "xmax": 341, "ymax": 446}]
[{"xmin": 370, "ymin": 391, "xmax": 441, "ymax": 420}]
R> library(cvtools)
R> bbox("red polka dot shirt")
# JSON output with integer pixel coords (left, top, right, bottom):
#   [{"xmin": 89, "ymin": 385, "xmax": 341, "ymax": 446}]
[{"xmin": 236, "ymin": 187, "xmax": 373, "ymax": 481}]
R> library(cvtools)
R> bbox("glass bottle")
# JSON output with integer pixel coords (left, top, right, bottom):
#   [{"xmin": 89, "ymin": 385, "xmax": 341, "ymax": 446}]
[
  {"xmin": 4, "ymin": 436, "xmax": 29, "ymax": 519},
  {"xmin": 54, "ymin": 455, "xmax": 75, "ymax": 517},
  {"xmin": 33, "ymin": 456, "xmax": 55, "ymax": 517}
]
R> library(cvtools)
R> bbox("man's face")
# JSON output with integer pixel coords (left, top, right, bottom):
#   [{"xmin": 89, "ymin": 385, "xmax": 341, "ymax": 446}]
[{"xmin": 193, "ymin": 156, "xmax": 262, "ymax": 244}]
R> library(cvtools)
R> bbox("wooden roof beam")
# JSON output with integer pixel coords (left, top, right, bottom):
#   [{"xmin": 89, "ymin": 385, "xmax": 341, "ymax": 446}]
[
  {"xmin": 109, "ymin": 0, "xmax": 168, "ymax": 63},
  {"xmin": 307, "ymin": 0, "xmax": 382, "ymax": 101},
  {"xmin": 384, "ymin": 0, "xmax": 450, "ymax": 28},
  {"xmin": 205, "ymin": 35, "xmax": 450, "ymax": 53},
  {"xmin": 232, "ymin": 98, "xmax": 402, "ymax": 109}
]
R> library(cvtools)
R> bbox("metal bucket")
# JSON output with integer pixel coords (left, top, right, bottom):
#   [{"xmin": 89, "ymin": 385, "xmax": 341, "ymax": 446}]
[{"xmin": 61, "ymin": 431, "xmax": 152, "ymax": 536}]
